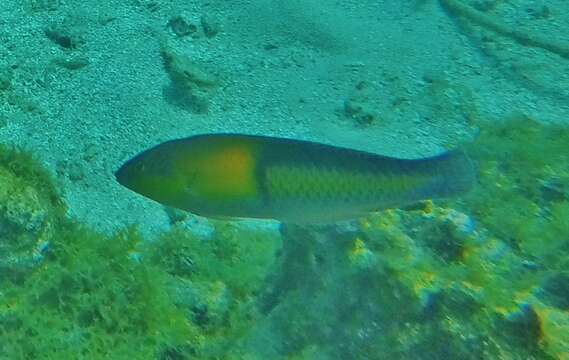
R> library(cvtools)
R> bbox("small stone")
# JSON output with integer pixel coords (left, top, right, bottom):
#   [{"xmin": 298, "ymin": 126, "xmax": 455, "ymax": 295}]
[
  {"xmin": 527, "ymin": 4, "xmax": 550, "ymax": 19},
  {"xmin": 165, "ymin": 206, "xmax": 188, "ymax": 225},
  {"xmin": 82, "ymin": 144, "xmax": 99, "ymax": 162},
  {"xmin": 25, "ymin": 0, "xmax": 60, "ymax": 12},
  {"xmin": 264, "ymin": 43, "xmax": 278, "ymax": 51},
  {"xmin": 67, "ymin": 162, "xmax": 85, "ymax": 182},
  {"xmin": 45, "ymin": 28, "xmax": 76, "ymax": 49},
  {"xmin": 521, "ymin": 260, "xmax": 539, "ymax": 271},
  {"xmin": 419, "ymin": 289, "xmax": 443, "ymax": 318},
  {"xmin": 343, "ymin": 81, "xmax": 381, "ymax": 127},
  {"xmin": 0, "ymin": 68, "xmax": 12, "ymax": 90},
  {"xmin": 472, "ymin": 0, "xmax": 497, "ymax": 12},
  {"xmin": 161, "ymin": 42, "xmax": 218, "ymax": 88},
  {"xmin": 344, "ymin": 97, "xmax": 377, "ymax": 126},
  {"xmin": 53, "ymin": 56, "xmax": 89, "ymax": 70},
  {"xmin": 44, "ymin": 17, "xmax": 86, "ymax": 50},
  {"xmin": 146, "ymin": 1, "xmax": 160, "ymax": 12},
  {"xmin": 200, "ymin": 14, "xmax": 220, "ymax": 38},
  {"xmin": 540, "ymin": 178, "xmax": 566, "ymax": 202},
  {"xmin": 168, "ymin": 16, "xmax": 197, "ymax": 37},
  {"xmin": 6, "ymin": 92, "xmax": 40, "ymax": 114},
  {"xmin": 55, "ymin": 160, "xmax": 67, "ymax": 177}
]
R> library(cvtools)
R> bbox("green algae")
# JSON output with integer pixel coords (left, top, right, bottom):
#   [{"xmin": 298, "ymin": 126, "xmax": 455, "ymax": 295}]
[
  {"xmin": 0, "ymin": 146, "xmax": 64, "ymax": 283},
  {"xmin": 463, "ymin": 114, "xmax": 569, "ymax": 262},
  {"xmin": 247, "ymin": 114, "xmax": 569, "ymax": 359},
  {"xmin": 0, "ymin": 146, "xmax": 280, "ymax": 359},
  {"xmin": 1, "ymin": 223, "xmax": 202, "ymax": 359},
  {"xmin": 0, "ymin": 219, "xmax": 281, "ymax": 359},
  {"xmin": 2, "ymin": 114, "xmax": 569, "ymax": 359}
]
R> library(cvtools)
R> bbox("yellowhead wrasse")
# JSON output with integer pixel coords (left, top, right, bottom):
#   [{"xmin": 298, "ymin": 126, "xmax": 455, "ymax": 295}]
[{"xmin": 115, "ymin": 134, "xmax": 475, "ymax": 223}]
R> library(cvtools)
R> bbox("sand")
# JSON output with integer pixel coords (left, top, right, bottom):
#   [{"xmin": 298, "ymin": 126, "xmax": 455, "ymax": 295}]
[{"xmin": 0, "ymin": 0, "xmax": 567, "ymax": 236}]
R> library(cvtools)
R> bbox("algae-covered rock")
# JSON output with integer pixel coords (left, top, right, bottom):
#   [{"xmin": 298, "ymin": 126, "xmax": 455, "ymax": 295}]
[
  {"xmin": 0, "ymin": 145, "xmax": 283, "ymax": 358},
  {"xmin": 0, "ymin": 146, "xmax": 64, "ymax": 280},
  {"xmin": 462, "ymin": 114, "xmax": 569, "ymax": 261},
  {"xmin": 3, "ymin": 114, "xmax": 568, "ymax": 359}
]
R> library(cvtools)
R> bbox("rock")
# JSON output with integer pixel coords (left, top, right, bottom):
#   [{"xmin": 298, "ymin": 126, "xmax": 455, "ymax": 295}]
[
  {"xmin": 501, "ymin": 303, "xmax": 543, "ymax": 348},
  {"xmin": 538, "ymin": 273, "xmax": 569, "ymax": 310},
  {"xmin": 168, "ymin": 15, "xmax": 198, "ymax": 37},
  {"xmin": 24, "ymin": 0, "xmax": 60, "ymax": 12},
  {"xmin": 67, "ymin": 162, "xmax": 85, "ymax": 182},
  {"xmin": 344, "ymin": 97, "xmax": 377, "ymax": 126},
  {"xmin": 200, "ymin": 14, "xmax": 220, "ymax": 38},
  {"xmin": 44, "ymin": 28, "xmax": 76, "ymax": 49},
  {"xmin": 160, "ymin": 41, "xmax": 219, "ymax": 113},
  {"xmin": 343, "ymin": 81, "xmax": 380, "ymax": 127},
  {"xmin": 540, "ymin": 178, "xmax": 566, "ymax": 202},
  {"xmin": 44, "ymin": 17, "xmax": 86, "ymax": 50},
  {"xmin": 160, "ymin": 42, "xmax": 218, "ymax": 89},
  {"xmin": 0, "ymin": 147, "xmax": 63, "ymax": 281}
]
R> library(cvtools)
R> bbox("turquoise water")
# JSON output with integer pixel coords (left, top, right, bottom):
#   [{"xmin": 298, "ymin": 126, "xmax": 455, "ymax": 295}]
[{"xmin": 1, "ymin": 0, "xmax": 568, "ymax": 358}]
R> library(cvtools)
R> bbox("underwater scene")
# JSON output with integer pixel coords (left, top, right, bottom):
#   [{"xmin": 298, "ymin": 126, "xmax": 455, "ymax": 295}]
[{"xmin": 1, "ymin": 0, "xmax": 569, "ymax": 359}]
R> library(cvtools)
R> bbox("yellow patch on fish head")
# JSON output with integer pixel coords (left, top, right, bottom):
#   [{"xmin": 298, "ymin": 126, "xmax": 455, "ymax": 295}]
[{"xmin": 183, "ymin": 139, "xmax": 259, "ymax": 201}]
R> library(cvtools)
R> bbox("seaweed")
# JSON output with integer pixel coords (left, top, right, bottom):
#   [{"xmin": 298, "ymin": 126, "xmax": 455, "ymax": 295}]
[{"xmin": 2, "ymin": 113, "xmax": 569, "ymax": 358}]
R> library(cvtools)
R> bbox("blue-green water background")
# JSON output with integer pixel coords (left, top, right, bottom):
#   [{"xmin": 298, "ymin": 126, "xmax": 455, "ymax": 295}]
[{"xmin": 1, "ymin": 0, "xmax": 568, "ymax": 359}]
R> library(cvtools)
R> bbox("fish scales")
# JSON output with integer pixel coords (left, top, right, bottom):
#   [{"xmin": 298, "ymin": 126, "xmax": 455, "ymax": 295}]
[
  {"xmin": 254, "ymin": 140, "xmax": 438, "ymax": 221},
  {"xmin": 115, "ymin": 134, "xmax": 475, "ymax": 223}
]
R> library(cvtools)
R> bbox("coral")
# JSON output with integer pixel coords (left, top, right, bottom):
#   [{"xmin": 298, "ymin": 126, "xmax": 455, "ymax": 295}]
[
  {"xmin": 127, "ymin": 221, "xmax": 281, "ymax": 356},
  {"xmin": 455, "ymin": 114, "xmax": 569, "ymax": 358},
  {"xmin": 347, "ymin": 237, "xmax": 377, "ymax": 270}
]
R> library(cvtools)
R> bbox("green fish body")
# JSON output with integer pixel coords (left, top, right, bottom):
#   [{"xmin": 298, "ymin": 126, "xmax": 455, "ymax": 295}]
[{"xmin": 115, "ymin": 134, "xmax": 475, "ymax": 223}]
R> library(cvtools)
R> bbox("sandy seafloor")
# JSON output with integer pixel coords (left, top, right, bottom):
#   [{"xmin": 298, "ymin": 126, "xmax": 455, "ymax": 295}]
[{"xmin": 0, "ymin": 0, "xmax": 568, "ymax": 236}]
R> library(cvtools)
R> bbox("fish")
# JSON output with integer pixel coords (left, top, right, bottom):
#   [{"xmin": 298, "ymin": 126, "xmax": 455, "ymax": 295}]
[{"xmin": 115, "ymin": 134, "xmax": 475, "ymax": 223}]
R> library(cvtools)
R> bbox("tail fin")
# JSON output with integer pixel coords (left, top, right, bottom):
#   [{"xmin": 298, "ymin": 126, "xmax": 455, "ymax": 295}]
[{"xmin": 418, "ymin": 150, "xmax": 477, "ymax": 200}]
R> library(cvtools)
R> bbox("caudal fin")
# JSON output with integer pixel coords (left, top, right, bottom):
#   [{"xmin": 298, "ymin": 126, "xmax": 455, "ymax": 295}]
[{"xmin": 418, "ymin": 150, "xmax": 477, "ymax": 200}]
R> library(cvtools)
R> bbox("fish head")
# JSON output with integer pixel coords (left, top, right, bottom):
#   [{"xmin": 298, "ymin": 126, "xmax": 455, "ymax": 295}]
[
  {"xmin": 115, "ymin": 135, "xmax": 262, "ymax": 215},
  {"xmin": 115, "ymin": 141, "xmax": 193, "ymax": 209}
]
